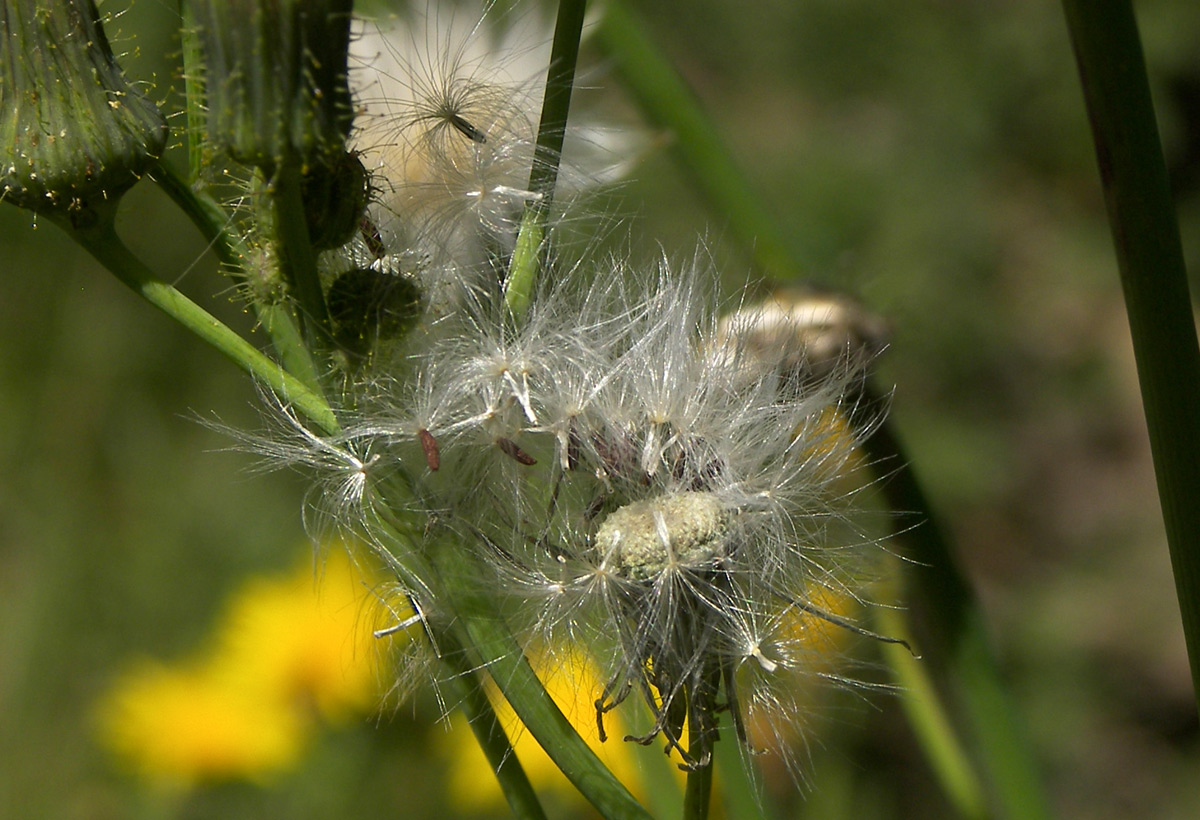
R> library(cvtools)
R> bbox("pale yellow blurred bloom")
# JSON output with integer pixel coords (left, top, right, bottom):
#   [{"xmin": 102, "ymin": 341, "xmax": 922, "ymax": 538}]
[
  {"xmin": 94, "ymin": 547, "xmax": 384, "ymax": 786},
  {"xmin": 212, "ymin": 549, "xmax": 382, "ymax": 721},
  {"xmin": 95, "ymin": 659, "xmax": 308, "ymax": 786}
]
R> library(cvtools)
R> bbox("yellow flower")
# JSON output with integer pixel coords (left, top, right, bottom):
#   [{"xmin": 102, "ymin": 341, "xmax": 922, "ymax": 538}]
[
  {"xmin": 94, "ymin": 659, "xmax": 307, "ymax": 786},
  {"xmin": 212, "ymin": 549, "xmax": 382, "ymax": 721},
  {"xmin": 94, "ymin": 546, "xmax": 385, "ymax": 787}
]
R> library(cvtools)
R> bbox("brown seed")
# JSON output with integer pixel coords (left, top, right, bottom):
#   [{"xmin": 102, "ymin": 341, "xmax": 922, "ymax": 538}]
[
  {"xmin": 496, "ymin": 437, "xmax": 536, "ymax": 465},
  {"xmin": 418, "ymin": 428, "xmax": 440, "ymax": 471},
  {"xmin": 360, "ymin": 216, "xmax": 387, "ymax": 260}
]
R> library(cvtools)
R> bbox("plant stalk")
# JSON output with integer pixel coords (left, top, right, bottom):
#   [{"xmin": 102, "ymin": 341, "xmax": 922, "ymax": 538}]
[
  {"xmin": 1061, "ymin": 0, "xmax": 1200, "ymax": 710},
  {"xmin": 60, "ymin": 216, "xmax": 338, "ymax": 435},
  {"xmin": 505, "ymin": 0, "xmax": 587, "ymax": 317}
]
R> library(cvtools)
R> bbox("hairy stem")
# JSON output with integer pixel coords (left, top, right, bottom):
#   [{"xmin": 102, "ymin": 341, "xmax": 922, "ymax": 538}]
[
  {"xmin": 151, "ymin": 162, "xmax": 324, "ymax": 395},
  {"xmin": 59, "ymin": 216, "xmax": 338, "ymax": 435},
  {"xmin": 266, "ymin": 163, "xmax": 332, "ymax": 352}
]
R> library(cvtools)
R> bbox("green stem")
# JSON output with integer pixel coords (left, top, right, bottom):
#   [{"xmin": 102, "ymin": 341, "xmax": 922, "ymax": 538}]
[
  {"xmin": 178, "ymin": 0, "xmax": 205, "ymax": 181},
  {"xmin": 360, "ymin": 497, "xmax": 550, "ymax": 819},
  {"xmin": 681, "ymin": 673, "xmax": 719, "ymax": 820},
  {"xmin": 267, "ymin": 163, "xmax": 332, "ymax": 351},
  {"xmin": 435, "ymin": 633, "xmax": 549, "ymax": 820},
  {"xmin": 874, "ymin": 603, "xmax": 987, "ymax": 820},
  {"xmin": 59, "ymin": 216, "xmax": 339, "ymax": 435},
  {"xmin": 505, "ymin": 0, "xmax": 587, "ymax": 317},
  {"xmin": 681, "ymin": 758, "xmax": 713, "ymax": 820},
  {"xmin": 1061, "ymin": 0, "xmax": 1200, "ymax": 709},
  {"xmin": 432, "ymin": 548, "xmax": 654, "ymax": 820},
  {"xmin": 365, "ymin": 487, "xmax": 646, "ymax": 820},
  {"xmin": 151, "ymin": 163, "xmax": 324, "ymax": 394},
  {"xmin": 528, "ymin": 0, "xmax": 586, "ymax": 209},
  {"xmin": 712, "ymin": 710, "xmax": 772, "ymax": 820},
  {"xmin": 861, "ymin": 416, "xmax": 1048, "ymax": 820},
  {"xmin": 596, "ymin": 0, "xmax": 799, "ymax": 280}
]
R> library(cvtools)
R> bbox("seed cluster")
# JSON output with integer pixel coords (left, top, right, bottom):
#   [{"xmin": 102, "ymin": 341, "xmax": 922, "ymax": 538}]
[{"xmin": 242, "ymin": 3, "xmax": 895, "ymax": 778}]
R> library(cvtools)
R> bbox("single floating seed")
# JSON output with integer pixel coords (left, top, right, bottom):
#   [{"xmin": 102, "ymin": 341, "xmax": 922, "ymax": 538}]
[
  {"xmin": 418, "ymin": 428, "xmax": 440, "ymax": 472},
  {"xmin": 496, "ymin": 437, "xmax": 536, "ymax": 465},
  {"xmin": 450, "ymin": 114, "xmax": 488, "ymax": 144}
]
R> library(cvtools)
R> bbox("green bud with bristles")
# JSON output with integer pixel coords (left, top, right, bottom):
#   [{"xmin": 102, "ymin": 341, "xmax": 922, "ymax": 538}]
[
  {"xmin": 191, "ymin": 0, "xmax": 353, "ymax": 172},
  {"xmin": 302, "ymin": 150, "xmax": 369, "ymax": 251},
  {"xmin": 0, "ymin": 0, "xmax": 167, "ymax": 227},
  {"xmin": 327, "ymin": 267, "xmax": 421, "ymax": 361}
]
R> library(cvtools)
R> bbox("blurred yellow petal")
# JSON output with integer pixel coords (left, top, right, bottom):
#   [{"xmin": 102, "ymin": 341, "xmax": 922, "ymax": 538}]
[
  {"xmin": 213, "ymin": 547, "xmax": 383, "ymax": 721},
  {"xmin": 94, "ymin": 659, "xmax": 308, "ymax": 786}
]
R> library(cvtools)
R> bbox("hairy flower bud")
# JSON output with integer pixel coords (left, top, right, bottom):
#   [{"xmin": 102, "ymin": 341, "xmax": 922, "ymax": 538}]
[
  {"xmin": 192, "ymin": 0, "xmax": 353, "ymax": 171},
  {"xmin": 0, "ymin": 0, "xmax": 167, "ymax": 226},
  {"xmin": 327, "ymin": 265, "xmax": 421, "ymax": 360},
  {"xmin": 301, "ymin": 151, "xmax": 370, "ymax": 251}
]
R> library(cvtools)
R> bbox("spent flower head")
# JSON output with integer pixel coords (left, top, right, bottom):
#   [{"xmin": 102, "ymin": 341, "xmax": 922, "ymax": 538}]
[{"xmin": 251, "ymin": 245, "xmax": 897, "ymax": 775}]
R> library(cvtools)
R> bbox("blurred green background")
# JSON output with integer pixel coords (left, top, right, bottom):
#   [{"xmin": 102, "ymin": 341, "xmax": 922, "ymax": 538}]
[{"xmin": 2, "ymin": 0, "xmax": 1199, "ymax": 817}]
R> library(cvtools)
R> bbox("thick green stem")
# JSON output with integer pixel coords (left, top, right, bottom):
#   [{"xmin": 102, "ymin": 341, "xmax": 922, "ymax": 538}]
[
  {"xmin": 681, "ymin": 756, "xmax": 713, "ymax": 820},
  {"xmin": 505, "ymin": 0, "xmax": 587, "ymax": 317},
  {"xmin": 681, "ymin": 665, "xmax": 721, "ymax": 820},
  {"xmin": 1061, "ymin": 0, "xmax": 1200, "ymax": 709},
  {"xmin": 434, "ymin": 633, "xmax": 549, "ymax": 820},
  {"xmin": 178, "ymin": 0, "xmax": 205, "ymax": 181},
  {"xmin": 267, "ymin": 163, "xmax": 332, "ymax": 352},
  {"xmin": 365, "ymin": 484, "xmax": 647, "ymax": 820},
  {"xmin": 432, "ymin": 548, "xmax": 654, "ymax": 820},
  {"xmin": 60, "ymin": 216, "xmax": 338, "ymax": 435}
]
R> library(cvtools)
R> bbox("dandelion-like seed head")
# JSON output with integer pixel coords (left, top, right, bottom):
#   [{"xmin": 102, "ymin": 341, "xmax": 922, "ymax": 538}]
[
  {"xmin": 220, "ymin": 3, "xmax": 897, "ymax": 787},
  {"xmin": 325, "ymin": 251, "xmax": 889, "ymax": 772}
]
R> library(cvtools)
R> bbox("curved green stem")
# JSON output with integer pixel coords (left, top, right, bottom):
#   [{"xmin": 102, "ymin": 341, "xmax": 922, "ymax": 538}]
[
  {"xmin": 432, "ymin": 547, "xmax": 654, "ymax": 820},
  {"xmin": 365, "ymin": 483, "xmax": 646, "ymax": 820},
  {"xmin": 151, "ymin": 162, "xmax": 324, "ymax": 394},
  {"xmin": 59, "ymin": 216, "xmax": 339, "ymax": 435},
  {"xmin": 1062, "ymin": 0, "xmax": 1200, "ymax": 710},
  {"xmin": 435, "ymin": 633, "xmax": 549, "ymax": 820}
]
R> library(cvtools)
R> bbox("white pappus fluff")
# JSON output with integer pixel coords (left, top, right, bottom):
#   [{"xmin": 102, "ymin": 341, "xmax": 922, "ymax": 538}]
[
  {"xmin": 301, "ymin": 252, "xmax": 893, "ymax": 773},
  {"xmin": 229, "ymin": 0, "xmax": 899, "ymax": 783},
  {"xmin": 348, "ymin": 2, "xmax": 635, "ymax": 312}
]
